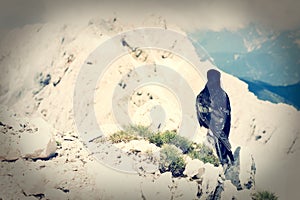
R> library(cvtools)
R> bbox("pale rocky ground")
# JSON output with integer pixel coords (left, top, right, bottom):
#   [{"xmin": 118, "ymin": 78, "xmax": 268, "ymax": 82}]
[{"xmin": 0, "ymin": 16, "xmax": 299, "ymax": 200}]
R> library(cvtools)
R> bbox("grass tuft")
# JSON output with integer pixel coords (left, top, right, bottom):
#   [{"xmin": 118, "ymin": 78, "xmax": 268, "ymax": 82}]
[
  {"xmin": 159, "ymin": 144, "xmax": 186, "ymax": 177},
  {"xmin": 109, "ymin": 130, "xmax": 138, "ymax": 143},
  {"xmin": 251, "ymin": 190, "xmax": 278, "ymax": 200},
  {"xmin": 188, "ymin": 143, "xmax": 219, "ymax": 167}
]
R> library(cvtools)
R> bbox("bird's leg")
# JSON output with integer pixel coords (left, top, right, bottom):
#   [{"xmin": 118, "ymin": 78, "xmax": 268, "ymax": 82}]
[{"xmin": 214, "ymin": 137, "xmax": 223, "ymax": 165}]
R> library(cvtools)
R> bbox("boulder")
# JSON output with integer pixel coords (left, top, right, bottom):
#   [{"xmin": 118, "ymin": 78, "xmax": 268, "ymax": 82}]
[
  {"xmin": 44, "ymin": 188, "xmax": 68, "ymax": 200},
  {"xmin": 224, "ymin": 146, "xmax": 243, "ymax": 190},
  {"xmin": 0, "ymin": 134, "xmax": 20, "ymax": 161},
  {"xmin": 141, "ymin": 172, "xmax": 173, "ymax": 200},
  {"xmin": 86, "ymin": 161, "xmax": 142, "ymax": 200},
  {"xmin": 199, "ymin": 163, "xmax": 222, "ymax": 200},
  {"xmin": 173, "ymin": 178, "xmax": 198, "ymax": 200},
  {"xmin": 17, "ymin": 170, "xmax": 47, "ymax": 195},
  {"xmin": 19, "ymin": 118, "xmax": 56, "ymax": 159},
  {"xmin": 221, "ymin": 180, "xmax": 238, "ymax": 199},
  {"xmin": 239, "ymin": 147, "xmax": 256, "ymax": 189},
  {"xmin": 183, "ymin": 159, "xmax": 204, "ymax": 178},
  {"xmin": 235, "ymin": 189, "xmax": 252, "ymax": 200}
]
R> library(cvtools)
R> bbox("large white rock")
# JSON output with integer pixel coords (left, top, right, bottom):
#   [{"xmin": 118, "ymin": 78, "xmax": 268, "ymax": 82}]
[
  {"xmin": 239, "ymin": 147, "xmax": 256, "ymax": 189},
  {"xmin": 86, "ymin": 161, "xmax": 142, "ymax": 200},
  {"xmin": 221, "ymin": 180, "xmax": 238, "ymax": 200},
  {"xmin": 19, "ymin": 118, "xmax": 56, "ymax": 159},
  {"xmin": 199, "ymin": 163, "xmax": 222, "ymax": 200},
  {"xmin": 141, "ymin": 172, "xmax": 173, "ymax": 200},
  {"xmin": 183, "ymin": 159, "xmax": 205, "ymax": 178},
  {"xmin": 114, "ymin": 139, "xmax": 160, "ymax": 153},
  {"xmin": 16, "ymin": 170, "xmax": 47, "ymax": 195},
  {"xmin": 235, "ymin": 189, "xmax": 252, "ymax": 200},
  {"xmin": 44, "ymin": 188, "xmax": 68, "ymax": 200},
  {"xmin": 173, "ymin": 178, "xmax": 198, "ymax": 200},
  {"xmin": 0, "ymin": 134, "xmax": 20, "ymax": 161}
]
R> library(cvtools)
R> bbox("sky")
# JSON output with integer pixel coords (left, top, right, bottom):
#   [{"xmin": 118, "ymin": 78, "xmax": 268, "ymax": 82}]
[{"xmin": 0, "ymin": 0, "xmax": 300, "ymax": 31}]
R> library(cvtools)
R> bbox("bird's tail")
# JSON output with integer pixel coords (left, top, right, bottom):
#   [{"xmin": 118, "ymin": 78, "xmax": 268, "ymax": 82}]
[{"xmin": 211, "ymin": 129, "xmax": 232, "ymax": 151}]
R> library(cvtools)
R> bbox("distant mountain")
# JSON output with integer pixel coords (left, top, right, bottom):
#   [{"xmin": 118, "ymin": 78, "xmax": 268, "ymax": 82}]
[
  {"xmin": 241, "ymin": 78, "xmax": 300, "ymax": 110},
  {"xmin": 188, "ymin": 24, "xmax": 300, "ymax": 109}
]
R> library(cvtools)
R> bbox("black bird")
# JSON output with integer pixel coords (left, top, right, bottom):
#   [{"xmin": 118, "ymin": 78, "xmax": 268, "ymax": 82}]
[{"xmin": 196, "ymin": 69, "xmax": 234, "ymax": 165}]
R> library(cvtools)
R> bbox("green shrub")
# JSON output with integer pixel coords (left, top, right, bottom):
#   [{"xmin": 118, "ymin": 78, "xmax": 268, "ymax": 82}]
[
  {"xmin": 56, "ymin": 141, "xmax": 61, "ymax": 146},
  {"xmin": 160, "ymin": 130, "xmax": 177, "ymax": 143},
  {"xmin": 251, "ymin": 190, "xmax": 278, "ymax": 200},
  {"xmin": 149, "ymin": 130, "xmax": 191, "ymax": 153},
  {"xmin": 169, "ymin": 134, "xmax": 192, "ymax": 153},
  {"xmin": 109, "ymin": 131, "xmax": 138, "ymax": 143},
  {"xmin": 149, "ymin": 133, "xmax": 164, "ymax": 147},
  {"xmin": 108, "ymin": 125, "xmax": 153, "ymax": 143},
  {"xmin": 159, "ymin": 144, "xmax": 186, "ymax": 177},
  {"xmin": 188, "ymin": 143, "xmax": 219, "ymax": 167},
  {"xmin": 149, "ymin": 130, "xmax": 176, "ymax": 147},
  {"xmin": 124, "ymin": 124, "xmax": 154, "ymax": 138},
  {"xmin": 149, "ymin": 130, "xmax": 177, "ymax": 146}
]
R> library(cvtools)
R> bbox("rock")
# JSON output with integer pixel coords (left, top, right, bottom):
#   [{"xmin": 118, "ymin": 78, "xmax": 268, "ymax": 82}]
[
  {"xmin": 0, "ymin": 134, "xmax": 20, "ymax": 161},
  {"xmin": 19, "ymin": 118, "xmax": 56, "ymax": 159},
  {"xmin": 199, "ymin": 163, "xmax": 222, "ymax": 200},
  {"xmin": 44, "ymin": 188, "xmax": 68, "ymax": 200},
  {"xmin": 17, "ymin": 170, "xmax": 46, "ymax": 195},
  {"xmin": 196, "ymin": 167, "xmax": 206, "ymax": 179},
  {"xmin": 235, "ymin": 189, "xmax": 252, "ymax": 200},
  {"xmin": 239, "ymin": 147, "xmax": 256, "ymax": 189},
  {"xmin": 141, "ymin": 172, "xmax": 173, "ymax": 200},
  {"xmin": 221, "ymin": 180, "xmax": 238, "ymax": 199},
  {"xmin": 183, "ymin": 159, "xmax": 204, "ymax": 178},
  {"xmin": 0, "ymin": 116, "xmax": 57, "ymax": 161},
  {"xmin": 173, "ymin": 178, "xmax": 198, "ymax": 200},
  {"xmin": 0, "ymin": 105, "xmax": 21, "ymax": 130},
  {"xmin": 114, "ymin": 139, "xmax": 160, "ymax": 153},
  {"xmin": 225, "ymin": 147, "xmax": 243, "ymax": 190},
  {"xmin": 86, "ymin": 161, "xmax": 142, "ymax": 200},
  {"xmin": 23, "ymin": 196, "xmax": 39, "ymax": 200}
]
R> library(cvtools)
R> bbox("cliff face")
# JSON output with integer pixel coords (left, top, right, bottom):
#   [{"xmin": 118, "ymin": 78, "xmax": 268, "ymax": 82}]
[{"xmin": 0, "ymin": 18, "xmax": 299, "ymax": 200}]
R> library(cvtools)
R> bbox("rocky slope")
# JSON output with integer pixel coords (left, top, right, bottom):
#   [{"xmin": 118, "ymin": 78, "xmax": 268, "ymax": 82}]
[{"xmin": 0, "ymin": 17, "xmax": 299, "ymax": 200}]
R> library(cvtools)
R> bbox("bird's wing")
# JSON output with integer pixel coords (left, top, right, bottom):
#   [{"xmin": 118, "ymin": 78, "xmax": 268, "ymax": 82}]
[{"xmin": 196, "ymin": 95, "xmax": 210, "ymax": 129}]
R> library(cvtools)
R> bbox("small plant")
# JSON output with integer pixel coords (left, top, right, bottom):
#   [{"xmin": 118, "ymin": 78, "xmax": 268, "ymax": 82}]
[
  {"xmin": 149, "ymin": 130, "xmax": 177, "ymax": 147},
  {"xmin": 149, "ymin": 130, "xmax": 191, "ymax": 153},
  {"xmin": 125, "ymin": 124, "xmax": 154, "ymax": 138},
  {"xmin": 160, "ymin": 130, "xmax": 177, "ymax": 143},
  {"xmin": 188, "ymin": 143, "xmax": 219, "ymax": 167},
  {"xmin": 56, "ymin": 141, "xmax": 61, "ymax": 146},
  {"xmin": 251, "ymin": 190, "xmax": 278, "ymax": 200},
  {"xmin": 159, "ymin": 144, "xmax": 186, "ymax": 177},
  {"xmin": 149, "ymin": 133, "xmax": 165, "ymax": 147},
  {"xmin": 169, "ymin": 134, "xmax": 192, "ymax": 153},
  {"xmin": 109, "ymin": 131, "xmax": 138, "ymax": 143}
]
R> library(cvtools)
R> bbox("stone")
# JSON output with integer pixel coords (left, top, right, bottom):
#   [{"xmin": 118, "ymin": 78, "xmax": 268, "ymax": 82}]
[
  {"xmin": 86, "ymin": 161, "xmax": 141, "ymax": 200},
  {"xmin": 44, "ymin": 188, "xmax": 68, "ymax": 200},
  {"xmin": 183, "ymin": 159, "xmax": 204, "ymax": 178},
  {"xmin": 225, "ymin": 146, "xmax": 243, "ymax": 190},
  {"xmin": 221, "ymin": 180, "xmax": 238, "ymax": 199},
  {"xmin": 114, "ymin": 139, "xmax": 160, "ymax": 153},
  {"xmin": 19, "ymin": 118, "xmax": 56, "ymax": 159},
  {"xmin": 239, "ymin": 147, "xmax": 256, "ymax": 190},
  {"xmin": 17, "ymin": 170, "xmax": 47, "ymax": 195},
  {"xmin": 199, "ymin": 163, "xmax": 222, "ymax": 200},
  {"xmin": 0, "ymin": 134, "xmax": 20, "ymax": 161},
  {"xmin": 173, "ymin": 178, "xmax": 198, "ymax": 200},
  {"xmin": 235, "ymin": 189, "xmax": 252, "ymax": 200},
  {"xmin": 141, "ymin": 172, "xmax": 173, "ymax": 200},
  {"xmin": 23, "ymin": 196, "xmax": 39, "ymax": 200},
  {"xmin": 196, "ymin": 167, "xmax": 206, "ymax": 179}
]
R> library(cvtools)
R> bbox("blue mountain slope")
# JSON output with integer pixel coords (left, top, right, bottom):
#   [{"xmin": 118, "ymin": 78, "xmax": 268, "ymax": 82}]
[
  {"xmin": 188, "ymin": 24, "xmax": 300, "ymax": 110},
  {"xmin": 241, "ymin": 78, "xmax": 300, "ymax": 110}
]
